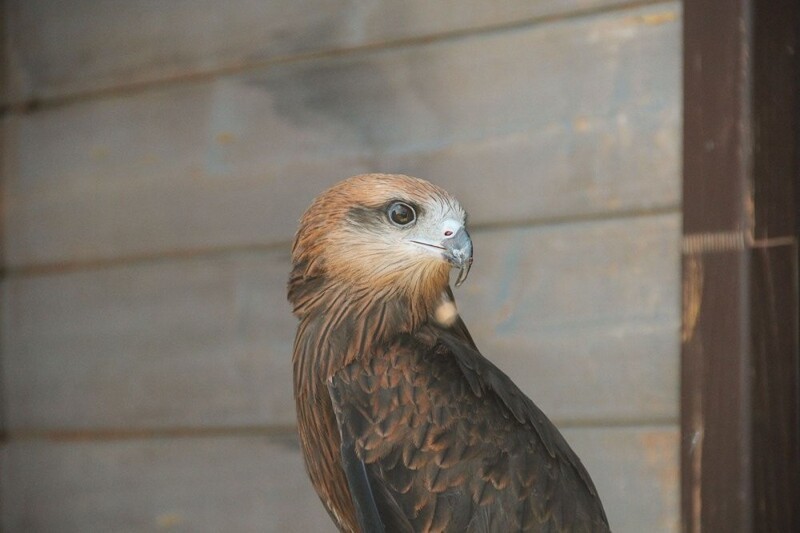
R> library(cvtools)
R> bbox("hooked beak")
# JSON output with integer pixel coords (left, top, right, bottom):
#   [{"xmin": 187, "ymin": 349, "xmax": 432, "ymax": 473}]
[
  {"xmin": 442, "ymin": 227, "xmax": 473, "ymax": 287},
  {"xmin": 410, "ymin": 226, "xmax": 473, "ymax": 287}
]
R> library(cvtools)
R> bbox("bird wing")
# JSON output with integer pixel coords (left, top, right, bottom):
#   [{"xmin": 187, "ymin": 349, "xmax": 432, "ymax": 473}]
[
  {"xmin": 327, "ymin": 326, "xmax": 610, "ymax": 533},
  {"xmin": 328, "ymin": 379, "xmax": 412, "ymax": 533},
  {"xmin": 432, "ymin": 326, "xmax": 610, "ymax": 528}
]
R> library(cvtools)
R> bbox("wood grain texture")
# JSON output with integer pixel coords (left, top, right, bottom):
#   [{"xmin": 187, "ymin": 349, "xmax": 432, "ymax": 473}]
[
  {"xmin": 0, "ymin": 435, "xmax": 334, "ymax": 533},
  {"xmin": 681, "ymin": 0, "xmax": 800, "ymax": 529},
  {"xmin": 1, "ymin": 427, "xmax": 678, "ymax": 533},
  {"xmin": 4, "ymin": 0, "xmax": 641, "ymax": 103},
  {"xmin": 460, "ymin": 213, "xmax": 680, "ymax": 424},
  {"xmin": 2, "ymin": 250, "xmax": 298, "ymax": 431},
  {"xmin": 566, "ymin": 426, "xmax": 679, "ymax": 532},
  {"xmin": 2, "ymin": 214, "xmax": 679, "ymax": 432},
  {"xmin": 751, "ymin": 244, "xmax": 800, "ymax": 531},
  {"xmin": 3, "ymin": 3, "xmax": 680, "ymax": 267}
]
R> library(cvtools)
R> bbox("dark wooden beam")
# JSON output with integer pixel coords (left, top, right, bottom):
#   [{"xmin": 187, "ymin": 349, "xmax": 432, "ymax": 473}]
[
  {"xmin": 682, "ymin": 0, "xmax": 800, "ymax": 531},
  {"xmin": 0, "ymin": 0, "xmax": 7, "ymax": 442}
]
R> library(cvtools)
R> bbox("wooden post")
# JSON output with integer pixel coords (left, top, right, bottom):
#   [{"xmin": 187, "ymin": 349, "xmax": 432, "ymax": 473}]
[
  {"xmin": 682, "ymin": 0, "xmax": 800, "ymax": 531},
  {"xmin": 0, "ymin": 0, "xmax": 7, "ymax": 439}
]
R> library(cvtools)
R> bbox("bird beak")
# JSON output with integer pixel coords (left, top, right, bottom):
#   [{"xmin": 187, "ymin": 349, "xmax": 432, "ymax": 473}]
[{"xmin": 442, "ymin": 227, "xmax": 473, "ymax": 287}]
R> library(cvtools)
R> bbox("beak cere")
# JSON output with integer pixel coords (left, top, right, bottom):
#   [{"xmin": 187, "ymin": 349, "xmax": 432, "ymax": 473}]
[{"xmin": 442, "ymin": 227, "xmax": 473, "ymax": 287}]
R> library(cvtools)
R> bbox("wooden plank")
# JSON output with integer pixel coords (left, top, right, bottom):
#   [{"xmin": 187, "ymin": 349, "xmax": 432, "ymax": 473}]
[
  {"xmin": 459, "ymin": 213, "xmax": 680, "ymax": 424},
  {"xmin": 3, "ymin": 250, "xmax": 299, "ymax": 431},
  {"xmin": 4, "ymin": 0, "xmax": 642, "ymax": 103},
  {"xmin": 565, "ymin": 426, "xmax": 679, "ymax": 532},
  {"xmin": 1, "ymin": 426, "xmax": 678, "ymax": 533},
  {"xmin": 1, "ymin": 434, "xmax": 334, "ymax": 532},
  {"xmin": 2, "ymin": 214, "xmax": 679, "ymax": 433},
  {"xmin": 3, "ymin": 3, "xmax": 681, "ymax": 267}
]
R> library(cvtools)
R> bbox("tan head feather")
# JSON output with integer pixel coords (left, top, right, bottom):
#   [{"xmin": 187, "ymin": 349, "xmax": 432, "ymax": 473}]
[{"xmin": 291, "ymin": 174, "xmax": 466, "ymax": 302}]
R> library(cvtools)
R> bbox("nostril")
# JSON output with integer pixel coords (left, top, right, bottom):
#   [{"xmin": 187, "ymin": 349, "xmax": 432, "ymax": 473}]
[{"xmin": 444, "ymin": 230, "xmax": 453, "ymax": 237}]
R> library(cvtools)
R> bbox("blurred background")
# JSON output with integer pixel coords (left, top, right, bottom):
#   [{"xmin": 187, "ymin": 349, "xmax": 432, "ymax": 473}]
[{"xmin": 1, "ymin": 1, "xmax": 680, "ymax": 531}]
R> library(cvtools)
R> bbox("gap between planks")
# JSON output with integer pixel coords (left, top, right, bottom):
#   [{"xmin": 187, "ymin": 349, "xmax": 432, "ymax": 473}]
[{"xmin": 1, "ymin": 0, "xmax": 676, "ymax": 114}]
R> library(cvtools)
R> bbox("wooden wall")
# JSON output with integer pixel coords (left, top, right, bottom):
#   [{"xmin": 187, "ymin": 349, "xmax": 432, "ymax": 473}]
[{"xmin": 1, "ymin": 1, "xmax": 681, "ymax": 531}]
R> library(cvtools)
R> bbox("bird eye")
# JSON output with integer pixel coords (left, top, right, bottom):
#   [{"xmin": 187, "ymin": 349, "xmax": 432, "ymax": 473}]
[{"xmin": 387, "ymin": 202, "xmax": 416, "ymax": 226}]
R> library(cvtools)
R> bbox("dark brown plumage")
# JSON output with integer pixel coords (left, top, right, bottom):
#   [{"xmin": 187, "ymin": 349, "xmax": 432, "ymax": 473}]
[{"xmin": 288, "ymin": 174, "xmax": 609, "ymax": 532}]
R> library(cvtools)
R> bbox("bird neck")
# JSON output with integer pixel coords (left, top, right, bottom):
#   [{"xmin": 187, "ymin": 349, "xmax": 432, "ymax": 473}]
[
  {"xmin": 288, "ymin": 264, "xmax": 456, "ymax": 533},
  {"xmin": 290, "ymin": 268, "xmax": 450, "ymax": 385}
]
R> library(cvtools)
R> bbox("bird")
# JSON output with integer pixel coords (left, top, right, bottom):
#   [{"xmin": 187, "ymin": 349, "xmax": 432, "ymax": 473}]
[{"xmin": 288, "ymin": 173, "xmax": 609, "ymax": 532}]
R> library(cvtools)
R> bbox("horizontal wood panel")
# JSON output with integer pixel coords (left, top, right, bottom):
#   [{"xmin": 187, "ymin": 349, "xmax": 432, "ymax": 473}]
[
  {"xmin": 2, "ymin": 214, "xmax": 679, "ymax": 432},
  {"xmin": 3, "ymin": 250, "xmax": 299, "ymax": 431},
  {"xmin": 4, "ymin": 0, "xmax": 643, "ymax": 103},
  {"xmin": 461, "ymin": 214, "xmax": 680, "ymax": 422},
  {"xmin": 566, "ymin": 426, "xmax": 679, "ymax": 532},
  {"xmin": 0, "ymin": 426, "xmax": 678, "ymax": 532},
  {"xmin": 3, "ymin": 3, "xmax": 680, "ymax": 267},
  {"xmin": 1, "ymin": 434, "xmax": 333, "ymax": 532}
]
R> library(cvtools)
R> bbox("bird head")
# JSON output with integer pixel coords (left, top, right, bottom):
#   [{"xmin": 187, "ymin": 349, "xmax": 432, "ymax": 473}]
[{"xmin": 291, "ymin": 174, "xmax": 472, "ymax": 299}]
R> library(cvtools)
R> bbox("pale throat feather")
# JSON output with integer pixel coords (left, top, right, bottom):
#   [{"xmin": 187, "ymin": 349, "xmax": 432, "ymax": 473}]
[{"xmin": 434, "ymin": 297, "xmax": 459, "ymax": 327}]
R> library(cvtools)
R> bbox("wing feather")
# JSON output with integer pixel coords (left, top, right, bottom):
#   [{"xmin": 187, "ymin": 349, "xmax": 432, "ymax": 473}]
[{"xmin": 327, "ymin": 327, "xmax": 609, "ymax": 532}]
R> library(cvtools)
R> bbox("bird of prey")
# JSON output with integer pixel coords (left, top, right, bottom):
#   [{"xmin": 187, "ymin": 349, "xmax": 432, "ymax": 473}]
[{"xmin": 288, "ymin": 174, "xmax": 609, "ymax": 532}]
